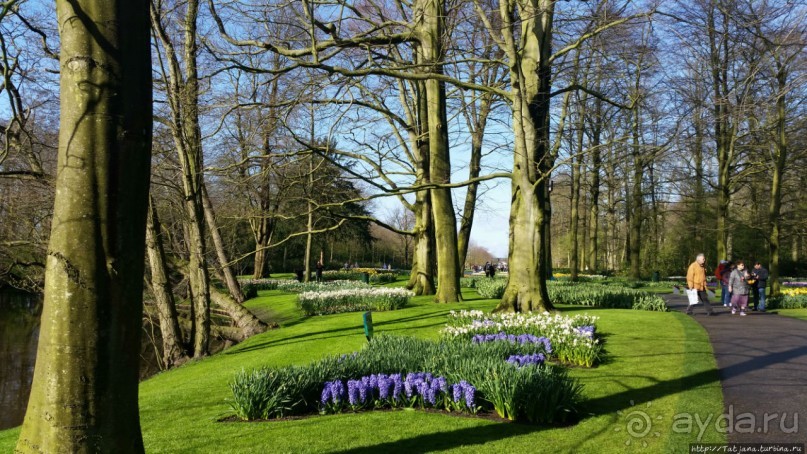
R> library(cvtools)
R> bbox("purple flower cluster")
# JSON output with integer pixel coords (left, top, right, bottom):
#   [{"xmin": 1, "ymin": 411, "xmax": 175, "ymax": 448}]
[
  {"xmin": 506, "ymin": 353, "xmax": 546, "ymax": 367},
  {"xmin": 471, "ymin": 332, "xmax": 553, "ymax": 353},
  {"xmin": 450, "ymin": 380, "xmax": 476, "ymax": 409},
  {"xmin": 320, "ymin": 372, "xmax": 476, "ymax": 412},
  {"xmin": 783, "ymin": 282, "xmax": 807, "ymax": 287},
  {"xmin": 575, "ymin": 325, "xmax": 596, "ymax": 337}
]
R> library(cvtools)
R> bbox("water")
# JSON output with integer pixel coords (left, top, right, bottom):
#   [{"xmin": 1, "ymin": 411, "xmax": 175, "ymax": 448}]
[{"xmin": 0, "ymin": 289, "xmax": 40, "ymax": 430}]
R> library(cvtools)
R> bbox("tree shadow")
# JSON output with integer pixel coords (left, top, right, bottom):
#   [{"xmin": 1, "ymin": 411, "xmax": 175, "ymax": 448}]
[{"xmin": 333, "ymin": 419, "xmax": 542, "ymax": 454}]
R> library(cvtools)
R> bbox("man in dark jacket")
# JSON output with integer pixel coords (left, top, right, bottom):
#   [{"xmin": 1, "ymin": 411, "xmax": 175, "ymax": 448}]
[{"xmin": 751, "ymin": 262, "xmax": 769, "ymax": 312}]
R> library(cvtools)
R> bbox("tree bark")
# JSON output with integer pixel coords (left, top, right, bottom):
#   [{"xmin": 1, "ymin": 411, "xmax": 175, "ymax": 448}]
[
  {"xmin": 145, "ymin": 196, "xmax": 188, "ymax": 369},
  {"xmin": 418, "ymin": 0, "xmax": 460, "ymax": 303},
  {"xmin": 495, "ymin": 0, "xmax": 556, "ymax": 313},
  {"xmin": 208, "ymin": 286, "xmax": 268, "ymax": 340},
  {"xmin": 201, "ymin": 184, "xmax": 246, "ymax": 303},
  {"xmin": 768, "ymin": 61, "xmax": 788, "ymax": 297},
  {"xmin": 16, "ymin": 1, "xmax": 151, "ymax": 451},
  {"xmin": 151, "ymin": 0, "xmax": 211, "ymax": 357}
]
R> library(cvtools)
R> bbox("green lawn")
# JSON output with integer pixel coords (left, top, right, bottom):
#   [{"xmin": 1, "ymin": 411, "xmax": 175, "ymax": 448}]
[
  {"xmin": 0, "ymin": 286, "xmax": 725, "ymax": 452},
  {"xmin": 776, "ymin": 308, "xmax": 807, "ymax": 322}
]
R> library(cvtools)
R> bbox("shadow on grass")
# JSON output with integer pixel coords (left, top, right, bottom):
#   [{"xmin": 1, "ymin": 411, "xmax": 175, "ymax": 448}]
[
  {"xmin": 333, "ymin": 420, "xmax": 542, "ymax": 454},
  {"xmin": 225, "ymin": 312, "xmax": 451, "ymax": 356}
]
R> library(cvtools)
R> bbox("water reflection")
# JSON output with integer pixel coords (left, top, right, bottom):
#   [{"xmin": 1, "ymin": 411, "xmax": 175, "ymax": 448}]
[{"xmin": 0, "ymin": 289, "xmax": 40, "ymax": 431}]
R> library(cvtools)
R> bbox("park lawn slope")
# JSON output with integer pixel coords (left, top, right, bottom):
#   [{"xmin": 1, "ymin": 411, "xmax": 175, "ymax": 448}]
[{"xmin": 0, "ymin": 288, "xmax": 725, "ymax": 452}]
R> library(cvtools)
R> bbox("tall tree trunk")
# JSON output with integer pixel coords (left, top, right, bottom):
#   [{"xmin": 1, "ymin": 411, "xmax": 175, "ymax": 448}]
[
  {"xmin": 16, "ymin": 1, "xmax": 151, "ymax": 450},
  {"xmin": 201, "ymin": 184, "xmax": 245, "ymax": 303},
  {"xmin": 768, "ymin": 61, "xmax": 788, "ymax": 297},
  {"xmin": 629, "ymin": 107, "xmax": 643, "ymax": 280},
  {"xmin": 496, "ymin": 0, "xmax": 556, "ymax": 313},
  {"xmin": 406, "ymin": 74, "xmax": 436, "ymax": 295},
  {"xmin": 570, "ymin": 88, "xmax": 587, "ymax": 281},
  {"xmin": 408, "ymin": 190, "xmax": 437, "ymax": 295},
  {"xmin": 151, "ymin": 0, "xmax": 211, "ymax": 358},
  {"xmin": 457, "ymin": 105, "xmax": 489, "ymax": 270},
  {"xmin": 418, "ymin": 0, "xmax": 460, "ymax": 303},
  {"xmin": 145, "ymin": 196, "xmax": 188, "ymax": 369},
  {"xmin": 587, "ymin": 98, "xmax": 602, "ymax": 272}
]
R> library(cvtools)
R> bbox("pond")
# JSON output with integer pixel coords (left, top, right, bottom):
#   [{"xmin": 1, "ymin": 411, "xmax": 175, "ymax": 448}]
[{"xmin": 0, "ymin": 288, "xmax": 40, "ymax": 431}]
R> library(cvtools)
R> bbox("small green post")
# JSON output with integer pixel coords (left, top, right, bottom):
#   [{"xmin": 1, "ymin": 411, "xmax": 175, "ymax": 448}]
[{"xmin": 363, "ymin": 311, "xmax": 373, "ymax": 341}]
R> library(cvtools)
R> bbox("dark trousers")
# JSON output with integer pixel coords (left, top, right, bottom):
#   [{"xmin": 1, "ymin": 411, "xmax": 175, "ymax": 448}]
[{"xmin": 686, "ymin": 290, "xmax": 714, "ymax": 314}]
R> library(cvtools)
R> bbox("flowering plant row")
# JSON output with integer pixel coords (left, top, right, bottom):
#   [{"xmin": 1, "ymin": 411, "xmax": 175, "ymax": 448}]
[
  {"xmin": 443, "ymin": 310, "xmax": 602, "ymax": 367},
  {"xmin": 471, "ymin": 332, "xmax": 553, "ymax": 354},
  {"xmin": 320, "ymin": 372, "xmax": 478, "ymax": 414},
  {"xmin": 278, "ymin": 280, "xmax": 370, "ymax": 293},
  {"xmin": 506, "ymin": 353, "xmax": 546, "ymax": 367},
  {"xmin": 229, "ymin": 334, "xmax": 582, "ymax": 424},
  {"xmin": 297, "ymin": 288, "xmax": 413, "ymax": 315},
  {"xmin": 547, "ymin": 281, "xmax": 668, "ymax": 312}
]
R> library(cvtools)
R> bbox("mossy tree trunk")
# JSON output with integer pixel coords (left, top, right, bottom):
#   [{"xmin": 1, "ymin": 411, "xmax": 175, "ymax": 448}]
[
  {"xmin": 495, "ymin": 0, "xmax": 556, "ymax": 313},
  {"xmin": 201, "ymin": 184, "xmax": 245, "ymax": 303},
  {"xmin": 417, "ymin": 0, "xmax": 460, "ymax": 303},
  {"xmin": 145, "ymin": 196, "xmax": 188, "ymax": 369},
  {"xmin": 16, "ymin": 0, "xmax": 151, "ymax": 451},
  {"xmin": 151, "ymin": 0, "xmax": 211, "ymax": 357}
]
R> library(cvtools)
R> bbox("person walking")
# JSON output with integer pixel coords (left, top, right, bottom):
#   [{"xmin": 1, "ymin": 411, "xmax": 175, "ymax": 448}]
[
  {"xmin": 686, "ymin": 253, "xmax": 715, "ymax": 315},
  {"xmin": 728, "ymin": 260, "xmax": 752, "ymax": 316},
  {"xmin": 315, "ymin": 260, "xmax": 324, "ymax": 282},
  {"xmin": 750, "ymin": 262, "xmax": 769, "ymax": 312}
]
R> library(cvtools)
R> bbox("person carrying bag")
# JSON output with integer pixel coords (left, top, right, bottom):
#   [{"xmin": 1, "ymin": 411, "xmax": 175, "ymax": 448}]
[{"xmin": 685, "ymin": 253, "xmax": 715, "ymax": 316}]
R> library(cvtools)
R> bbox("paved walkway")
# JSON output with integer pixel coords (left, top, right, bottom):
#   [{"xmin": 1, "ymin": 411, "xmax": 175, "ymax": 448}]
[{"xmin": 665, "ymin": 293, "xmax": 807, "ymax": 443}]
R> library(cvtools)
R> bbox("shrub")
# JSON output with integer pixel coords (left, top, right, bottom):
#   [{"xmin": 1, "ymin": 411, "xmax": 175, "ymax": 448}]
[
  {"xmin": 370, "ymin": 273, "xmax": 398, "ymax": 284},
  {"xmin": 475, "ymin": 278, "xmax": 507, "ymax": 298},
  {"xmin": 297, "ymin": 288, "xmax": 413, "ymax": 315},
  {"xmin": 767, "ymin": 294, "xmax": 807, "ymax": 309}
]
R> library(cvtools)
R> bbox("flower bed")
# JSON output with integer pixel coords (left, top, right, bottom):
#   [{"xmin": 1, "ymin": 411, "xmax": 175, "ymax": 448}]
[
  {"xmin": 442, "ymin": 310, "xmax": 602, "ymax": 367},
  {"xmin": 297, "ymin": 287, "xmax": 413, "ymax": 315},
  {"xmin": 238, "ymin": 278, "xmax": 293, "ymax": 297},
  {"xmin": 475, "ymin": 278, "xmax": 508, "ymax": 298},
  {"xmin": 229, "ymin": 335, "xmax": 582, "ymax": 424},
  {"xmin": 320, "ymin": 372, "xmax": 477, "ymax": 414},
  {"xmin": 278, "ymin": 280, "xmax": 370, "ymax": 293},
  {"xmin": 547, "ymin": 281, "xmax": 668, "ymax": 311}
]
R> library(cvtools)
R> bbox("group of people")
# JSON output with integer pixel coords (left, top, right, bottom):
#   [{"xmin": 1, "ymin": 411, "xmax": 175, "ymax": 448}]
[{"xmin": 686, "ymin": 253, "xmax": 769, "ymax": 316}]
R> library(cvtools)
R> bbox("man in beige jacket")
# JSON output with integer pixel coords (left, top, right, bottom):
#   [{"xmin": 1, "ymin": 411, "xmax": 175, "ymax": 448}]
[{"xmin": 686, "ymin": 253, "xmax": 715, "ymax": 315}]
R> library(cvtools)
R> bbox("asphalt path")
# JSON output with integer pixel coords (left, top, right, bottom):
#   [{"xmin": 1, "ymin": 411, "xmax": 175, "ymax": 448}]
[{"xmin": 665, "ymin": 293, "xmax": 807, "ymax": 444}]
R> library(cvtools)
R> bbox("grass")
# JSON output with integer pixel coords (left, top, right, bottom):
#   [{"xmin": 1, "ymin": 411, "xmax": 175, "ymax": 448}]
[
  {"xmin": 0, "ymin": 284, "xmax": 726, "ymax": 452},
  {"xmin": 776, "ymin": 308, "xmax": 807, "ymax": 322}
]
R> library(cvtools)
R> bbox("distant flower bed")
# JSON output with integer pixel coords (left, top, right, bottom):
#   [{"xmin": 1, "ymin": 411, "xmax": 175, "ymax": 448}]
[
  {"xmin": 298, "ymin": 288, "xmax": 413, "ymax": 315},
  {"xmin": 767, "ymin": 293, "xmax": 807, "ymax": 309},
  {"xmin": 475, "ymin": 278, "xmax": 508, "ymax": 298},
  {"xmin": 547, "ymin": 281, "xmax": 668, "ymax": 312},
  {"xmin": 238, "ymin": 279, "xmax": 294, "ymax": 298},
  {"xmin": 229, "ymin": 335, "xmax": 582, "ymax": 424},
  {"xmin": 782, "ymin": 282, "xmax": 807, "ymax": 288},
  {"xmin": 442, "ymin": 310, "xmax": 602, "ymax": 367},
  {"xmin": 278, "ymin": 280, "xmax": 369, "ymax": 293}
]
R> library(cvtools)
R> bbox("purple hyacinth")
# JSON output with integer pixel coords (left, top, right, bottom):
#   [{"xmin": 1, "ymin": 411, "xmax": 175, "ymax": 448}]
[
  {"xmin": 330, "ymin": 380, "xmax": 345, "ymax": 404},
  {"xmin": 576, "ymin": 325, "xmax": 595, "ymax": 338},
  {"xmin": 391, "ymin": 374, "xmax": 403, "ymax": 402},
  {"xmin": 452, "ymin": 384, "xmax": 462, "ymax": 403},
  {"xmin": 463, "ymin": 382, "xmax": 476, "ymax": 409},
  {"xmin": 347, "ymin": 380, "xmax": 361, "ymax": 406},
  {"xmin": 358, "ymin": 381, "xmax": 369, "ymax": 403},
  {"xmin": 321, "ymin": 383, "xmax": 332, "ymax": 404}
]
